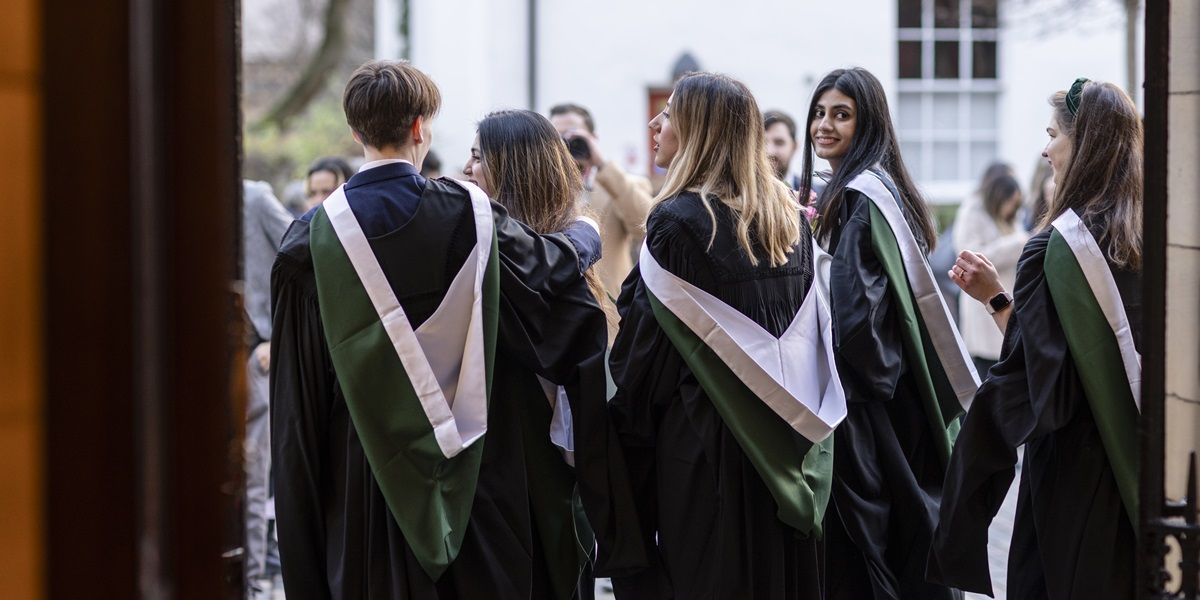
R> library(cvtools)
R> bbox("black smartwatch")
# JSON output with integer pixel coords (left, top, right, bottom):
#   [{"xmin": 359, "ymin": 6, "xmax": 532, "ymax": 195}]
[{"xmin": 985, "ymin": 291, "xmax": 1013, "ymax": 315}]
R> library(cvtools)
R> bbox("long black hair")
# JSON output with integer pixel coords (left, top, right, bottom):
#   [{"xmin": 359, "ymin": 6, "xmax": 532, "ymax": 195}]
[{"xmin": 798, "ymin": 68, "xmax": 936, "ymax": 249}]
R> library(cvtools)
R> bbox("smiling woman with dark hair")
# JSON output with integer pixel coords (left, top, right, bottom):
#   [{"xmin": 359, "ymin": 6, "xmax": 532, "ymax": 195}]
[{"xmin": 797, "ymin": 67, "xmax": 977, "ymax": 600}]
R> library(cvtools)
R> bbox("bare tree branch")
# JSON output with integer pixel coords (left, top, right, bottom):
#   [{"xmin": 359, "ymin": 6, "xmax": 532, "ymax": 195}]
[
  {"xmin": 1003, "ymin": 0, "xmax": 1124, "ymax": 39},
  {"xmin": 253, "ymin": 0, "xmax": 351, "ymax": 132}
]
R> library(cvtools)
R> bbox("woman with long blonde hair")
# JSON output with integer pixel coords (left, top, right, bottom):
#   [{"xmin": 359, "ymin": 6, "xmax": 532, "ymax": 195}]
[
  {"xmin": 931, "ymin": 79, "xmax": 1143, "ymax": 600},
  {"xmin": 608, "ymin": 72, "xmax": 844, "ymax": 599}
]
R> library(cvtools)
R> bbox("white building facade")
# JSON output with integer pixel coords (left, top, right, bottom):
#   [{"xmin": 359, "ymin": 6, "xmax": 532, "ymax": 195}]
[{"xmin": 380, "ymin": 0, "xmax": 1139, "ymax": 204}]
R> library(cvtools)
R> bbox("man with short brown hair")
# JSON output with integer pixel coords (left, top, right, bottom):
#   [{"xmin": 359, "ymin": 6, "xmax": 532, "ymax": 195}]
[
  {"xmin": 549, "ymin": 102, "xmax": 653, "ymax": 296},
  {"xmin": 272, "ymin": 60, "xmax": 642, "ymax": 599},
  {"xmin": 763, "ymin": 109, "xmax": 801, "ymax": 190},
  {"xmin": 342, "ymin": 60, "xmax": 442, "ymax": 150}
]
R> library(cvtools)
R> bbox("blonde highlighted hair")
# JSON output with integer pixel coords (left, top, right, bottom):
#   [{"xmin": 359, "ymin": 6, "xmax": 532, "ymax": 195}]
[
  {"xmin": 655, "ymin": 72, "xmax": 801, "ymax": 267},
  {"xmin": 477, "ymin": 109, "xmax": 618, "ymax": 336}
]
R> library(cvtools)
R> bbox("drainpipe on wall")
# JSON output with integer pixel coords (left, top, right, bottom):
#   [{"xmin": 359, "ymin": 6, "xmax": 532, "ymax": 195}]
[{"xmin": 527, "ymin": 0, "xmax": 537, "ymax": 111}]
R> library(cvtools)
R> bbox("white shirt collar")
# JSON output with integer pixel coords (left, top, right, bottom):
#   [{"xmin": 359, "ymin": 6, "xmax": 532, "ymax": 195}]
[{"xmin": 358, "ymin": 158, "xmax": 414, "ymax": 173}]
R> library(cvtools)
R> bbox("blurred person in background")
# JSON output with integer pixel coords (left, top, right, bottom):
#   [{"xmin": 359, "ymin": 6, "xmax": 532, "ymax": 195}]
[
  {"xmin": 953, "ymin": 164, "xmax": 1029, "ymax": 375},
  {"xmin": 932, "ymin": 163, "xmax": 1014, "ymax": 347},
  {"xmin": 763, "ymin": 109, "xmax": 802, "ymax": 191},
  {"xmin": 1025, "ymin": 159, "xmax": 1056, "ymax": 232},
  {"xmin": 281, "ymin": 179, "xmax": 308, "ymax": 217},
  {"xmin": 303, "ymin": 156, "xmax": 353, "ymax": 211},
  {"xmin": 550, "ymin": 102, "xmax": 653, "ymax": 296},
  {"xmin": 421, "ymin": 148, "xmax": 443, "ymax": 179},
  {"xmin": 242, "ymin": 179, "xmax": 294, "ymax": 598}
]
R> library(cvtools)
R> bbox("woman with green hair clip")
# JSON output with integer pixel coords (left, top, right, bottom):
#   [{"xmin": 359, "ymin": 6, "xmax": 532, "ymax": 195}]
[{"xmin": 929, "ymin": 78, "xmax": 1144, "ymax": 599}]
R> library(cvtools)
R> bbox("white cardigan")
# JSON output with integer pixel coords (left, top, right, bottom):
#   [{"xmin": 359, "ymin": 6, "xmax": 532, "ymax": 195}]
[{"xmin": 952, "ymin": 194, "xmax": 1029, "ymax": 361}]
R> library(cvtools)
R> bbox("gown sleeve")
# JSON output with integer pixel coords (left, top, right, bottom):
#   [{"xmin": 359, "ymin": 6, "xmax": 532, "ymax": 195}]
[
  {"xmin": 489, "ymin": 199, "xmax": 594, "ymax": 377},
  {"xmin": 269, "ymin": 222, "xmax": 335, "ymax": 599},
  {"xmin": 927, "ymin": 231, "xmax": 1065, "ymax": 593},
  {"xmin": 562, "ymin": 219, "xmax": 602, "ymax": 272},
  {"xmin": 830, "ymin": 192, "xmax": 905, "ymax": 402},
  {"xmin": 607, "ymin": 209, "xmax": 711, "ymax": 593}
]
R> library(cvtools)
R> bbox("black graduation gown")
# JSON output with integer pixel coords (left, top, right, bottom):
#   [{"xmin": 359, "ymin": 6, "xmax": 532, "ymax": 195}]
[
  {"xmin": 821, "ymin": 189, "xmax": 959, "ymax": 600},
  {"xmin": 270, "ymin": 178, "xmax": 635, "ymax": 600},
  {"xmin": 608, "ymin": 194, "xmax": 823, "ymax": 600},
  {"xmin": 927, "ymin": 227, "xmax": 1140, "ymax": 599}
]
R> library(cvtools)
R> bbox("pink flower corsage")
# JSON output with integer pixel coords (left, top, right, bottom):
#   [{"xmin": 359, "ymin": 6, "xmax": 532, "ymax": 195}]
[{"xmin": 802, "ymin": 204, "xmax": 818, "ymax": 223}]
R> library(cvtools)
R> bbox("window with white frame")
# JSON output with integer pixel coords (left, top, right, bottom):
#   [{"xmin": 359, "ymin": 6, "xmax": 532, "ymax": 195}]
[{"xmin": 896, "ymin": 0, "xmax": 1000, "ymax": 204}]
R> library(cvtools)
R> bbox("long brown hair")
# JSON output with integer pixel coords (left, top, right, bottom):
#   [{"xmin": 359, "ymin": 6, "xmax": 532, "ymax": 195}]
[
  {"xmin": 1040, "ymin": 81, "xmax": 1143, "ymax": 269},
  {"xmin": 477, "ymin": 109, "xmax": 617, "ymax": 334},
  {"xmin": 655, "ymin": 72, "xmax": 801, "ymax": 267}
]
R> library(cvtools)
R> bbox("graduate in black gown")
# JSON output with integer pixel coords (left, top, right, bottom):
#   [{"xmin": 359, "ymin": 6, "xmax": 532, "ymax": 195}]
[
  {"xmin": 610, "ymin": 72, "xmax": 846, "ymax": 600},
  {"xmin": 462, "ymin": 108, "xmax": 624, "ymax": 598},
  {"xmin": 796, "ymin": 68, "xmax": 976, "ymax": 600},
  {"xmin": 271, "ymin": 61, "xmax": 643, "ymax": 600},
  {"xmin": 928, "ymin": 79, "xmax": 1144, "ymax": 600}
]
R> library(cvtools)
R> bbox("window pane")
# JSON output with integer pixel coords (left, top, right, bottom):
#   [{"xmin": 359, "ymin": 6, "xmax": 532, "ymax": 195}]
[
  {"xmin": 901, "ymin": 141, "xmax": 925, "ymax": 179},
  {"xmin": 932, "ymin": 93, "xmax": 959, "ymax": 131},
  {"xmin": 973, "ymin": 41, "xmax": 997, "ymax": 79},
  {"xmin": 935, "ymin": 41, "xmax": 959, "ymax": 79},
  {"xmin": 972, "ymin": 0, "xmax": 998, "ymax": 27},
  {"xmin": 969, "ymin": 141, "xmax": 998, "ymax": 184},
  {"xmin": 933, "ymin": 142, "xmax": 959, "ymax": 180},
  {"xmin": 935, "ymin": 0, "xmax": 959, "ymax": 27},
  {"xmin": 899, "ymin": 41, "xmax": 923, "ymax": 79},
  {"xmin": 899, "ymin": 0, "xmax": 922, "ymax": 28},
  {"xmin": 898, "ymin": 93, "xmax": 923, "ymax": 132},
  {"xmin": 970, "ymin": 93, "xmax": 997, "ymax": 130}
]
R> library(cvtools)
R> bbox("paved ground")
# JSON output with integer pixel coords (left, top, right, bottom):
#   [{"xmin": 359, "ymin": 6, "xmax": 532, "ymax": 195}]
[
  {"xmin": 595, "ymin": 578, "xmax": 616, "ymax": 599},
  {"xmin": 256, "ymin": 576, "xmax": 617, "ymax": 599}
]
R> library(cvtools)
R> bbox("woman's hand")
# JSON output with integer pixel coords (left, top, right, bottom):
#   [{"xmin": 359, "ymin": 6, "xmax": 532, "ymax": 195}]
[
  {"xmin": 253, "ymin": 342, "xmax": 271, "ymax": 374},
  {"xmin": 949, "ymin": 250, "xmax": 1004, "ymax": 304}
]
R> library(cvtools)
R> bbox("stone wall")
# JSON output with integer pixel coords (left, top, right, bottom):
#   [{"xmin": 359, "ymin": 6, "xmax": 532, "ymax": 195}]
[{"xmin": 1165, "ymin": 0, "xmax": 1200, "ymax": 500}]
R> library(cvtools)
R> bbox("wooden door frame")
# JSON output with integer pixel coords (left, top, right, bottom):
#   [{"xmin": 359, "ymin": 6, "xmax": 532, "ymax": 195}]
[{"xmin": 42, "ymin": 0, "xmax": 243, "ymax": 597}]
